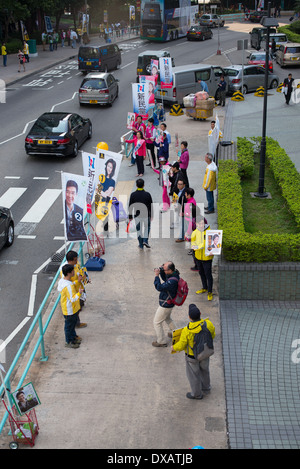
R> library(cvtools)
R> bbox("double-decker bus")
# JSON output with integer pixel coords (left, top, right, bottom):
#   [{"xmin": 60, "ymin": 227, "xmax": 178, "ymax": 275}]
[{"xmin": 140, "ymin": 0, "xmax": 198, "ymax": 42}]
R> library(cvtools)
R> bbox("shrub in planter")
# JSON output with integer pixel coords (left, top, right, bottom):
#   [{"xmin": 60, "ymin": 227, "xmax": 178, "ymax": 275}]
[{"xmin": 236, "ymin": 136, "xmax": 254, "ymax": 178}]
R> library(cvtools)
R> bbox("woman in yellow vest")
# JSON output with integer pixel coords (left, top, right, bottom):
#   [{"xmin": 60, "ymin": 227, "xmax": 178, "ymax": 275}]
[{"xmin": 191, "ymin": 217, "xmax": 214, "ymax": 301}]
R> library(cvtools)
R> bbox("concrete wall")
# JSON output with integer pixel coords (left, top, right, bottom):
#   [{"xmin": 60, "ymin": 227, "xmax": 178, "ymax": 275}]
[{"xmin": 218, "ymin": 257, "xmax": 300, "ymax": 300}]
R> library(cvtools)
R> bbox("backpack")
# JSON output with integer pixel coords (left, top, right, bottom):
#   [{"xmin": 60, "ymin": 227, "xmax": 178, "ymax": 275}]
[
  {"xmin": 192, "ymin": 320, "xmax": 214, "ymax": 362},
  {"xmin": 111, "ymin": 197, "xmax": 127, "ymax": 223},
  {"xmin": 167, "ymin": 277, "xmax": 189, "ymax": 306}
]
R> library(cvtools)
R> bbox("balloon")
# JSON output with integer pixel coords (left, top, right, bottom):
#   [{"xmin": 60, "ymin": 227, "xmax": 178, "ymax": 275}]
[{"xmin": 97, "ymin": 142, "xmax": 109, "ymax": 151}]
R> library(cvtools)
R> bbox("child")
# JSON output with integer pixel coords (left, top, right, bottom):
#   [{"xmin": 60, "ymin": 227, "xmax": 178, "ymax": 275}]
[
  {"xmin": 60, "ymin": 250, "xmax": 90, "ymax": 328},
  {"xmin": 57, "ymin": 264, "xmax": 83, "ymax": 348},
  {"xmin": 17, "ymin": 50, "xmax": 25, "ymax": 72}
]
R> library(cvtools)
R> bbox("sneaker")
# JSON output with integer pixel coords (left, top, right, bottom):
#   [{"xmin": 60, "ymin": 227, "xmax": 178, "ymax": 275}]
[
  {"xmin": 152, "ymin": 341, "xmax": 167, "ymax": 347},
  {"xmin": 196, "ymin": 289, "xmax": 207, "ymax": 294},
  {"xmin": 128, "ymin": 164, "xmax": 134, "ymax": 167},
  {"xmin": 186, "ymin": 392, "xmax": 203, "ymax": 400},
  {"xmin": 76, "ymin": 322, "xmax": 87, "ymax": 328},
  {"xmin": 190, "ymin": 267, "xmax": 199, "ymax": 271},
  {"xmin": 175, "ymin": 238, "xmax": 185, "ymax": 243},
  {"xmin": 207, "ymin": 293, "xmax": 213, "ymax": 301},
  {"xmin": 204, "ymin": 210, "xmax": 215, "ymax": 214},
  {"xmin": 74, "ymin": 336, "xmax": 82, "ymax": 343},
  {"xmin": 143, "ymin": 242, "xmax": 151, "ymax": 248},
  {"xmin": 65, "ymin": 342, "xmax": 80, "ymax": 349}
]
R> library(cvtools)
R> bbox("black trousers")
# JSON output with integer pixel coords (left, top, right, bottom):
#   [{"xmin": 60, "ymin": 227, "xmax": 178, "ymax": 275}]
[
  {"xmin": 146, "ymin": 142, "xmax": 156, "ymax": 167},
  {"xmin": 195, "ymin": 258, "xmax": 213, "ymax": 293},
  {"xmin": 136, "ymin": 154, "xmax": 144, "ymax": 175}
]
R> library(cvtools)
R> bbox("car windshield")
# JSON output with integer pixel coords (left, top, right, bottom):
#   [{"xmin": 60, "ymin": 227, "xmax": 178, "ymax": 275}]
[
  {"xmin": 250, "ymin": 54, "xmax": 265, "ymax": 60},
  {"xmin": 286, "ymin": 47, "xmax": 300, "ymax": 53},
  {"xmin": 79, "ymin": 47, "xmax": 100, "ymax": 59},
  {"xmin": 201, "ymin": 15, "xmax": 210, "ymax": 19},
  {"xmin": 31, "ymin": 115, "xmax": 69, "ymax": 134},
  {"xmin": 273, "ymin": 36, "xmax": 286, "ymax": 43},
  {"xmin": 81, "ymin": 78, "xmax": 106, "ymax": 89}
]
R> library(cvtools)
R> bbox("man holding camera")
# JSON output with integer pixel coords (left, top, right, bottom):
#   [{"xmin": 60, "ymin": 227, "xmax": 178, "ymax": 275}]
[{"xmin": 152, "ymin": 261, "xmax": 179, "ymax": 347}]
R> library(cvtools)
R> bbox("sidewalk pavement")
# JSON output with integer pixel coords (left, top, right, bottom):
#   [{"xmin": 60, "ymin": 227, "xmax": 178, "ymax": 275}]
[
  {"xmin": 1, "ymin": 41, "xmax": 300, "ymax": 449},
  {"xmin": 0, "ymin": 32, "xmax": 139, "ymax": 86}
]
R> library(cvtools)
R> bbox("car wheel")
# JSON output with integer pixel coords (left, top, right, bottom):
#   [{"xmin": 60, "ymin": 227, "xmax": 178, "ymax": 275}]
[
  {"xmin": 242, "ymin": 84, "xmax": 248, "ymax": 95},
  {"xmin": 270, "ymin": 79, "xmax": 278, "ymax": 89},
  {"xmin": 146, "ymin": 64, "xmax": 151, "ymax": 74},
  {"xmin": 202, "ymin": 35, "xmax": 205, "ymax": 41},
  {"xmin": 72, "ymin": 140, "xmax": 78, "ymax": 158},
  {"xmin": 5, "ymin": 223, "xmax": 14, "ymax": 247},
  {"xmin": 87, "ymin": 124, "xmax": 92, "ymax": 139},
  {"xmin": 115, "ymin": 87, "xmax": 119, "ymax": 100},
  {"xmin": 116, "ymin": 60, "xmax": 120, "ymax": 69}
]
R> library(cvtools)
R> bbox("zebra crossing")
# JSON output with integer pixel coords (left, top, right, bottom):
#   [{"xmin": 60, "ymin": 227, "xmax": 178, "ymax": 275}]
[{"xmin": 0, "ymin": 183, "xmax": 64, "ymax": 240}]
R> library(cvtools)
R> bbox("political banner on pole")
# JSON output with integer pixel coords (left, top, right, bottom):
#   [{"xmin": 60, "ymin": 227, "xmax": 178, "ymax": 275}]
[
  {"xmin": 159, "ymin": 57, "xmax": 173, "ymax": 89},
  {"xmin": 82, "ymin": 151, "xmax": 98, "ymax": 214},
  {"xmin": 62, "ymin": 172, "xmax": 89, "ymax": 242},
  {"xmin": 132, "ymin": 82, "xmax": 150, "ymax": 119},
  {"xmin": 139, "ymin": 75, "xmax": 156, "ymax": 108},
  {"xmin": 95, "ymin": 150, "xmax": 123, "ymax": 222}
]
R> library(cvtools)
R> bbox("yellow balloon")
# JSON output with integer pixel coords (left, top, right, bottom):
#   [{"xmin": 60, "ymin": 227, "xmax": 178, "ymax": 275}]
[{"xmin": 97, "ymin": 142, "xmax": 109, "ymax": 151}]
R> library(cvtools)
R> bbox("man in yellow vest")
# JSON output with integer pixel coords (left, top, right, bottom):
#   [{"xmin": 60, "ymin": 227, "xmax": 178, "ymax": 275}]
[
  {"xmin": 58, "ymin": 264, "xmax": 83, "ymax": 348},
  {"xmin": 191, "ymin": 217, "xmax": 214, "ymax": 301},
  {"xmin": 1, "ymin": 42, "xmax": 7, "ymax": 67},
  {"xmin": 202, "ymin": 152, "xmax": 217, "ymax": 214}
]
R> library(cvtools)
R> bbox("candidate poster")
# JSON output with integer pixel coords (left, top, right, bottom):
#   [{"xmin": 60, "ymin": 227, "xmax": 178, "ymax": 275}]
[
  {"xmin": 159, "ymin": 57, "xmax": 173, "ymax": 89},
  {"xmin": 94, "ymin": 149, "xmax": 122, "ymax": 221},
  {"xmin": 127, "ymin": 112, "xmax": 136, "ymax": 130},
  {"xmin": 12, "ymin": 382, "xmax": 41, "ymax": 416},
  {"xmin": 62, "ymin": 172, "xmax": 88, "ymax": 242},
  {"xmin": 205, "ymin": 230, "xmax": 223, "ymax": 256},
  {"xmin": 139, "ymin": 75, "xmax": 156, "ymax": 108},
  {"xmin": 132, "ymin": 82, "xmax": 150, "ymax": 118},
  {"xmin": 151, "ymin": 59, "xmax": 159, "ymax": 88}
]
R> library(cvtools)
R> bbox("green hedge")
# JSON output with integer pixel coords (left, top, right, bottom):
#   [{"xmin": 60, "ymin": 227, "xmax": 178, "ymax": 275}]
[
  {"xmin": 5, "ymin": 38, "xmax": 23, "ymax": 55},
  {"xmin": 236, "ymin": 136, "xmax": 255, "ymax": 178},
  {"xmin": 218, "ymin": 138, "xmax": 300, "ymax": 262},
  {"xmin": 278, "ymin": 25, "xmax": 300, "ymax": 43}
]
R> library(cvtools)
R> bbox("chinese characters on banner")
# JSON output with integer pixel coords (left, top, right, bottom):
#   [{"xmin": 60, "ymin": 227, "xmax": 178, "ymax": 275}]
[
  {"xmin": 159, "ymin": 57, "xmax": 173, "ymax": 89},
  {"xmin": 139, "ymin": 75, "xmax": 155, "ymax": 109},
  {"xmin": 132, "ymin": 82, "xmax": 150, "ymax": 119}
]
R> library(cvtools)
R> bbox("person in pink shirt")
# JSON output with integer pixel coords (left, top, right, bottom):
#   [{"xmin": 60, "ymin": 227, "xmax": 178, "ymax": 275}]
[
  {"xmin": 145, "ymin": 117, "xmax": 156, "ymax": 167},
  {"xmin": 178, "ymin": 141, "xmax": 189, "ymax": 187},
  {"xmin": 124, "ymin": 131, "xmax": 146, "ymax": 177},
  {"xmin": 183, "ymin": 187, "xmax": 198, "ymax": 241},
  {"xmin": 132, "ymin": 115, "xmax": 146, "ymax": 137},
  {"xmin": 152, "ymin": 156, "xmax": 171, "ymax": 212}
]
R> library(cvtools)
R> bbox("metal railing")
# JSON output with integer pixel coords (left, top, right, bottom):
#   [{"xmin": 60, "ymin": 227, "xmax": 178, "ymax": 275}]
[{"xmin": 0, "ymin": 240, "xmax": 85, "ymax": 435}]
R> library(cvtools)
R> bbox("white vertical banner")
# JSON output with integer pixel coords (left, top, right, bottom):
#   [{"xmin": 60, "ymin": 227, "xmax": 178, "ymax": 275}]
[
  {"xmin": 132, "ymin": 82, "xmax": 150, "ymax": 118},
  {"xmin": 62, "ymin": 172, "xmax": 89, "ymax": 242},
  {"xmin": 159, "ymin": 57, "xmax": 173, "ymax": 89}
]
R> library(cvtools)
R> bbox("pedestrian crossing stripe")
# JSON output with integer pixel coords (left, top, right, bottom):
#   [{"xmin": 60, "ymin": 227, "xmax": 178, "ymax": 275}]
[
  {"xmin": 231, "ymin": 91, "xmax": 244, "ymax": 101},
  {"xmin": 20, "ymin": 189, "xmax": 61, "ymax": 223},
  {"xmin": 170, "ymin": 104, "xmax": 184, "ymax": 116}
]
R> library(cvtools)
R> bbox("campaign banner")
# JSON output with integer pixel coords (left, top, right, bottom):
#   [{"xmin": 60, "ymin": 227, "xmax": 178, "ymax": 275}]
[
  {"xmin": 127, "ymin": 112, "xmax": 136, "ymax": 130},
  {"xmin": 82, "ymin": 151, "xmax": 97, "ymax": 214},
  {"xmin": 139, "ymin": 75, "xmax": 155, "ymax": 108},
  {"xmin": 132, "ymin": 82, "xmax": 150, "ymax": 118},
  {"xmin": 159, "ymin": 57, "xmax": 173, "ymax": 89},
  {"xmin": 94, "ymin": 149, "xmax": 123, "ymax": 221},
  {"xmin": 62, "ymin": 172, "xmax": 89, "ymax": 242},
  {"xmin": 151, "ymin": 59, "xmax": 159, "ymax": 88}
]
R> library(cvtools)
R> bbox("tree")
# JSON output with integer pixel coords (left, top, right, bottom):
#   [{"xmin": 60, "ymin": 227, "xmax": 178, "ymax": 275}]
[{"xmin": 0, "ymin": 0, "xmax": 30, "ymax": 41}]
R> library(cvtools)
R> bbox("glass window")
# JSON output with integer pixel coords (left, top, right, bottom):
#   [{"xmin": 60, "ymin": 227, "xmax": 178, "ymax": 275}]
[
  {"xmin": 195, "ymin": 69, "xmax": 210, "ymax": 82},
  {"xmin": 286, "ymin": 47, "xmax": 300, "ymax": 53},
  {"xmin": 81, "ymin": 79, "xmax": 106, "ymax": 89}
]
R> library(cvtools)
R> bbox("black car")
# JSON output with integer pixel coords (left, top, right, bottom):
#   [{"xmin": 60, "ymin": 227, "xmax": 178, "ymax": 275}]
[
  {"xmin": 187, "ymin": 25, "xmax": 213, "ymax": 41},
  {"xmin": 25, "ymin": 112, "xmax": 92, "ymax": 157},
  {"xmin": 0, "ymin": 207, "xmax": 14, "ymax": 251},
  {"xmin": 249, "ymin": 10, "xmax": 267, "ymax": 22}
]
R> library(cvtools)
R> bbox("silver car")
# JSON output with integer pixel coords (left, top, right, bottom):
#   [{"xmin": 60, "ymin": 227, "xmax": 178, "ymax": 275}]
[
  {"xmin": 78, "ymin": 73, "xmax": 119, "ymax": 106},
  {"xmin": 223, "ymin": 65, "xmax": 279, "ymax": 95},
  {"xmin": 199, "ymin": 14, "xmax": 225, "ymax": 28}
]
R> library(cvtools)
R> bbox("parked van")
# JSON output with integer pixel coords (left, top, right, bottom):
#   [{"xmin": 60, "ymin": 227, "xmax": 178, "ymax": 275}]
[
  {"xmin": 249, "ymin": 26, "xmax": 277, "ymax": 50},
  {"xmin": 155, "ymin": 64, "xmax": 226, "ymax": 105},
  {"xmin": 276, "ymin": 43, "xmax": 300, "ymax": 67},
  {"xmin": 78, "ymin": 44, "xmax": 122, "ymax": 73}
]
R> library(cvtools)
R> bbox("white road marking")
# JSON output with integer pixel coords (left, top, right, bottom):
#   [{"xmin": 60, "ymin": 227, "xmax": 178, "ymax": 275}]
[
  {"xmin": 17, "ymin": 235, "xmax": 36, "ymax": 239},
  {"xmin": 20, "ymin": 188, "xmax": 61, "ymax": 223},
  {"xmin": 0, "ymin": 187, "xmax": 27, "ymax": 208},
  {"xmin": 0, "ymin": 317, "xmax": 31, "ymax": 355},
  {"xmin": 27, "ymin": 274, "xmax": 37, "ymax": 316},
  {"xmin": 50, "ymin": 92, "xmax": 78, "ymax": 111},
  {"xmin": 121, "ymin": 61, "xmax": 135, "ymax": 69},
  {"xmin": 33, "ymin": 177, "xmax": 49, "ymax": 180},
  {"xmin": 4, "ymin": 176, "xmax": 20, "ymax": 179}
]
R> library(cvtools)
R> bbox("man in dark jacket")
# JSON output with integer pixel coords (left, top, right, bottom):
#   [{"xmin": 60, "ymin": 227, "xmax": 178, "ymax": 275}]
[
  {"xmin": 283, "ymin": 73, "xmax": 294, "ymax": 105},
  {"xmin": 169, "ymin": 162, "xmax": 188, "ymax": 197},
  {"xmin": 152, "ymin": 261, "xmax": 179, "ymax": 347},
  {"xmin": 128, "ymin": 178, "xmax": 153, "ymax": 249}
]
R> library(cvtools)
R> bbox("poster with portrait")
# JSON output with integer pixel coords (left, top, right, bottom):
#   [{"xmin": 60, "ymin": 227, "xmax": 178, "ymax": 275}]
[
  {"xmin": 11, "ymin": 382, "xmax": 41, "ymax": 416},
  {"xmin": 139, "ymin": 75, "xmax": 156, "ymax": 109},
  {"xmin": 62, "ymin": 172, "xmax": 88, "ymax": 242},
  {"xmin": 159, "ymin": 57, "xmax": 173, "ymax": 89},
  {"xmin": 132, "ymin": 82, "xmax": 150, "ymax": 119},
  {"xmin": 205, "ymin": 229, "xmax": 223, "ymax": 256},
  {"xmin": 94, "ymin": 149, "xmax": 123, "ymax": 221},
  {"xmin": 151, "ymin": 59, "xmax": 159, "ymax": 88},
  {"xmin": 127, "ymin": 112, "xmax": 136, "ymax": 130}
]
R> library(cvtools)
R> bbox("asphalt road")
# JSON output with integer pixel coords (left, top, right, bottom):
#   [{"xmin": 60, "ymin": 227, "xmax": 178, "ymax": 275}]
[{"xmin": 0, "ymin": 23, "xmax": 292, "ymax": 370}]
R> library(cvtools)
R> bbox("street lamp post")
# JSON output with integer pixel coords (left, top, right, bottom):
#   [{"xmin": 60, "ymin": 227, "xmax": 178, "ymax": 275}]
[{"xmin": 254, "ymin": 2, "xmax": 278, "ymax": 198}]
